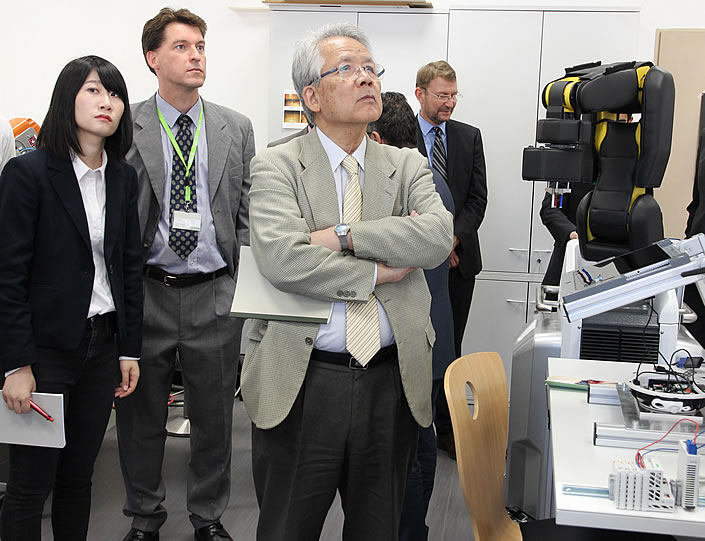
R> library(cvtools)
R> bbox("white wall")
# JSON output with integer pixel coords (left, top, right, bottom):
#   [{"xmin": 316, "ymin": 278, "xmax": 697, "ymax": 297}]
[
  {"xmin": 2, "ymin": 0, "xmax": 705, "ymax": 150},
  {"xmin": 0, "ymin": 1, "xmax": 270, "ymax": 150}
]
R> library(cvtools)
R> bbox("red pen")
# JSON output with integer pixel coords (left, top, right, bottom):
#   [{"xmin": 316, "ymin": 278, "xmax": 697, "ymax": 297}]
[{"xmin": 29, "ymin": 400, "xmax": 54, "ymax": 422}]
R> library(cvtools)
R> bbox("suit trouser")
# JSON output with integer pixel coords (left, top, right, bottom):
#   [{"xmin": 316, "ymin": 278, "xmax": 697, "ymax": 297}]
[
  {"xmin": 115, "ymin": 274, "xmax": 242, "ymax": 531},
  {"xmin": 435, "ymin": 268, "xmax": 475, "ymax": 436},
  {"xmin": 399, "ymin": 379, "xmax": 442, "ymax": 541},
  {"xmin": 1, "ymin": 315, "xmax": 118, "ymax": 541},
  {"xmin": 252, "ymin": 357, "xmax": 419, "ymax": 541}
]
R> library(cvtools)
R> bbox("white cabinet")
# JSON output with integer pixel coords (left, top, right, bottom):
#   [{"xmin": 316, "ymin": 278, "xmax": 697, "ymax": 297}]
[
  {"xmin": 463, "ymin": 279, "xmax": 529, "ymax": 389},
  {"xmin": 448, "ymin": 10, "xmax": 544, "ymax": 274},
  {"xmin": 358, "ymin": 12, "xmax": 448, "ymax": 107}
]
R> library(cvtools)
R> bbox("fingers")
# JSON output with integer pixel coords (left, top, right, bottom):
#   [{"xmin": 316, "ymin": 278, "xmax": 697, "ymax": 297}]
[{"xmin": 115, "ymin": 363, "xmax": 140, "ymax": 398}]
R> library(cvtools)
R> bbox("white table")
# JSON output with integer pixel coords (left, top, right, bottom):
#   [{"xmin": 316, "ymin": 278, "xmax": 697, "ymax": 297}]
[{"xmin": 547, "ymin": 357, "xmax": 705, "ymax": 538}]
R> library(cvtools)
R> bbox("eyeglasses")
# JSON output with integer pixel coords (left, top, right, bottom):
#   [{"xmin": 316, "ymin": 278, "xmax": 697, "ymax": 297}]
[
  {"xmin": 310, "ymin": 63, "xmax": 386, "ymax": 86},
  {"xmin": 424, "ymin": 89, "xmax": 463, "ymax": 103}
]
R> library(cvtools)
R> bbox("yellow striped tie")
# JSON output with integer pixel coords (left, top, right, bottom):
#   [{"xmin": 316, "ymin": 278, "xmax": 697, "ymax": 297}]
[{"xmin": 341, "ymin": 155, "xmax": 380, "ymax": 366}]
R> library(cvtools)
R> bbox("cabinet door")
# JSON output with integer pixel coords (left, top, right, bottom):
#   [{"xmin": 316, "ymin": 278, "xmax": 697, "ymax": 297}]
[
  {"xmin": 462, "ymin": 279, "xmax": 529, "ymax": 391},
  {"xmin": 528, "ymin": 11, "xmax": 640, "ymax": 274},
  {"xmin": 358, "ymin": 12, "xmax": 448, "ymax": 107},
  {"xmin": 447, "ymin": 10, "xmax": 543, "ymax": 273},
  {"xmin": 268, "ymin": 10, "xmax": 358, "ymax": 144}
]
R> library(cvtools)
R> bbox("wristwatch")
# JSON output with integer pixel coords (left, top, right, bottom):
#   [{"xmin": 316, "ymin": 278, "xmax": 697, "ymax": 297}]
[{"xmin": 334, "ymin": 223, "xmax": 351, "ymax": 251}]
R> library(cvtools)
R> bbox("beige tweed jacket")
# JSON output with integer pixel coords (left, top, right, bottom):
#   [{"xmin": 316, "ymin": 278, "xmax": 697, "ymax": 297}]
[{"xmin": 242, "ymin": 129, "xmax": 454, "ymax": 429}]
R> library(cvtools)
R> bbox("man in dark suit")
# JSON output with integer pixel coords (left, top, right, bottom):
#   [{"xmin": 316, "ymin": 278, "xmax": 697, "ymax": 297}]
[
  {"xmin": 415, "ymin": 60, "xmax": 487, "ymax": 457},
  {"xmin": 114, "ymin": 8, "xmax": 254, "ymax": 541}
]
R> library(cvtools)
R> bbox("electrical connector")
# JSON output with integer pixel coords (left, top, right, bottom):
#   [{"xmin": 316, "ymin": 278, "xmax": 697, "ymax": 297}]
[{"xmin": 685, "ymin": 439, "xmax": 697, "ymax": 455}]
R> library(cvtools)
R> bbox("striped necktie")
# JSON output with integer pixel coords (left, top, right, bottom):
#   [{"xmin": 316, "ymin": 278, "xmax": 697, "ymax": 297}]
[
  {"xmin": 341, "ymin": 155, "xmax": 380, "ymax": 365},
  {"xmin": 432, "ymin": 126, "xmax": 448, "ymax": 183}
]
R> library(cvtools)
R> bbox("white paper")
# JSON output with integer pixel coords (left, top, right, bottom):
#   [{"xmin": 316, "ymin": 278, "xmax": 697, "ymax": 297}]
[
  {"xmin": 0, "ymin": 392, "xmax": 65, "ymax": 448},
  {"xmin": 231, "ymin": 246, "xmax": 332, "ymax": 324}
]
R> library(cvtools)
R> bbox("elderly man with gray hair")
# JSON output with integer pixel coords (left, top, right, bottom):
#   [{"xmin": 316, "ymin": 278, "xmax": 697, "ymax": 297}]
[{"xmin": 242, "ymin": 22, "xmax": 453, "ymax": 541}]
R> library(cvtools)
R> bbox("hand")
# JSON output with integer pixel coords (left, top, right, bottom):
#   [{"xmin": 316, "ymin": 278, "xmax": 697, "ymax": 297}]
[
  {"xmin": 449, "ymin": 234, "xmax": 460, "ymax": 268},
  {"xmin": 449, "ymin": 249, "xmax": 460, "ymax": 268},
  {"xmin": 115, "ymin": 360, "xmax": 140, "ymax": 398},
  {"xmin": 569, "ymin": 231, "xmax": 578, "ymax": 240},
  {"xmin": 2, "ymin": 365, "xmax": 36, "ymax": 414},
  {"xmin": 376, "ymin": 263, "xmax": 416, "ymax": 284}
]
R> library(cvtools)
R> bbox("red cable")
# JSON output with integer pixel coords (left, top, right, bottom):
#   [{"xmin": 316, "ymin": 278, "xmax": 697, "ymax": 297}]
[{"xmin": 635, "ymin": 417, "xmax": 700, "ymax": 468}]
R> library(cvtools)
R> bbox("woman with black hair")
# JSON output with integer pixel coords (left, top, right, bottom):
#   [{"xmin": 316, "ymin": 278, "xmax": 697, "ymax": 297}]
[{"xmin": 0, "ymin": 55, "xmax": 143, "ymax": 541}]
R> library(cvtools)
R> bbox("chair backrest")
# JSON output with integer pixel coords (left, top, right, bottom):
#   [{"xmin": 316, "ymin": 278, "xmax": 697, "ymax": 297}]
[{"xmin": 444, "ymin": 352, "xmax": 522, "ymax": 541}]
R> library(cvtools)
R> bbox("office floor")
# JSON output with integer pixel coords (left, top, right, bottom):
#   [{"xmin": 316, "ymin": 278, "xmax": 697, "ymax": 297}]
[{"xmin": 38, "ymin": 400, "xmax": 474, "ymax": 541}]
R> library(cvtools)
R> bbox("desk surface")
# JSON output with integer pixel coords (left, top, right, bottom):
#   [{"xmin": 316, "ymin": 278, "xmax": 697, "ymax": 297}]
[{"xmin": 547, "ymin": 357, "xmax": 705, "ymax": 537}]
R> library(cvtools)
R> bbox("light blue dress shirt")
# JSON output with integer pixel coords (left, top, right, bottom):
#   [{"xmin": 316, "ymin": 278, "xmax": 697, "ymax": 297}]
[
  {"xmin": 418, "ymin": 114, "xmax": 447, "ymax": 170},
  {"xmin": 147, "ymin": 93, "xmax": 226, "ymax": 274}
]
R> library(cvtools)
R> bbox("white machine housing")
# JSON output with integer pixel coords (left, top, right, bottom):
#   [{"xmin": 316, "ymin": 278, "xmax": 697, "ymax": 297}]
[{"xmin": 559, "ymin": 235, "xmax": 705, "ymax": 363}]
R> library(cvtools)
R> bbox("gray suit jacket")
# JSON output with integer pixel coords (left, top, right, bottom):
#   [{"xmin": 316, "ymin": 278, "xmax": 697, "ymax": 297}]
[
  {"xmin": 127, "ymin": 94, "xmax": 254, "ymax": 277},
  {"xmin": 242, "ymin": 129, "xmax": 454, "ymax": 429}
]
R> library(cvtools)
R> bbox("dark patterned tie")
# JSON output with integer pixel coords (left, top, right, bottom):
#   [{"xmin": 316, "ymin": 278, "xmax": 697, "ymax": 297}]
[
  {"xmin": 168, "ymin": 114, "xmax": 198, "ymax": 259},
  {"xmin": 432, "ymin": 126, "xmax": 448, "ymax": 183}
]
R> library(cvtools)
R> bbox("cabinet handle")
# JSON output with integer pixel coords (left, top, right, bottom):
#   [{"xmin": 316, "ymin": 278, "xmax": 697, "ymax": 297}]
[
  {"xmin": 508, "ymin": 248, "xmax": 529, "ymax": 253},
  {"xmin": 532, "ymin": 249, "xmax": 552, "ymax": 254},
  {"xmin": 505, "ymin": 299, "xmax": 526, "ymax": 304}
]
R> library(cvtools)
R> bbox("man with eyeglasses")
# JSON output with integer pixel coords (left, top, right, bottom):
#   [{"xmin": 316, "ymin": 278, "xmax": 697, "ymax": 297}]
[
  {"xmin": 243, "ymin": 23, "xmax": 453, "ymax": 541},
  {"xmin": 415, "ymin": 60, "xmax": 487, "ymax": 460}
]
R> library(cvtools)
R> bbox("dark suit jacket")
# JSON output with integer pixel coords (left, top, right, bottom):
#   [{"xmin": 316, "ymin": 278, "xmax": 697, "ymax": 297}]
[
  {"xmin": 424, "ymin": 168, "xmax": 456, "ymax": 380},
  {"xmin": 539, "ymin": 182, "xmax": 593, "ymax": 286},
  {"xmin": 0, "ymin": 148, "xmax": 143, "ymax": 373},
  {"xmin": 417, "ymin": 118, "xmax": 487, "ymax": 278}
]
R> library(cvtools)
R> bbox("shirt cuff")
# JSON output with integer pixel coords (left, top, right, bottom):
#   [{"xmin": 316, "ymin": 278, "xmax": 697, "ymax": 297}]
[
  {"xmin": 372, "ymin": 263, "xmax": 378, "ymax": 294},
  {"xmin": 4, "ymin": 367, "xmax": 25, "ymax": 378},
  {"xmin": 119, "ymin": 356, "xmax": 140, "ymax": 362}
]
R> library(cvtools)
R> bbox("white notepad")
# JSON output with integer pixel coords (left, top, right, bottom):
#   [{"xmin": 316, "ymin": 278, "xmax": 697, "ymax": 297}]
[
  {"xmin": 231, "ymin": 246, "xmax": 332, "ymax": 324},
  {"xmin": 0, "ymin": 392, "xmax": 65, "ymax": 448}
]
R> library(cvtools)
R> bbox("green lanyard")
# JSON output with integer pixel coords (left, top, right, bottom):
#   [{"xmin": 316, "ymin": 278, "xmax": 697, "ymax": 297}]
[{"xmin": 157, "ymin": 105, "xmax": 203, "ymax": 203}]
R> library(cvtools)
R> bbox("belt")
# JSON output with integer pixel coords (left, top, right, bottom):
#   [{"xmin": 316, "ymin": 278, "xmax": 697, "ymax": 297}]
[
  {"xmin": 144, "ymin": 266, "xmax": 228, "ymax": 288},
  {"xmin": 309, "ymin": 344, "xmax": 397, "ymax": 370},
  {"xmin": 86, "ymin": 312, "xmax": 116, "ymax": 334}
]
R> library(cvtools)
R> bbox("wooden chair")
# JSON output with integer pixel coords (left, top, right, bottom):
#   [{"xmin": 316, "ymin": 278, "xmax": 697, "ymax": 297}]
[{"xmin": 444, "ymin": 351, "xmax": 675, "ymax": 541}]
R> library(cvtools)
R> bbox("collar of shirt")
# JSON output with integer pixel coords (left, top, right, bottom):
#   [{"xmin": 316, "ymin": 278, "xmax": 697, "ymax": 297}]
[
  {"xmin": 156, "ymin": 92, "xmax": 202, "ymax": 131},
  {"xmin": 316, "ymin": 128, "xmax": 367, "ymax": 222},
  {"xmin": 418, "ymin": 113, "xmax": 446, "ymax": 139},
  {"xmin": 72, "ymin": 149, "xmax": 108, "ymax": 180},
  {"xmin": 316, "ymin": 127, "xmax": 367, "ymax": 174}
]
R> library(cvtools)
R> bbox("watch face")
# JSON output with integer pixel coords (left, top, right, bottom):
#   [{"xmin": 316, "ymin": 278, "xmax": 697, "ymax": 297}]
[{"xmin": 335, "ymin": 224, "xmax": 349, "ymax": 236}]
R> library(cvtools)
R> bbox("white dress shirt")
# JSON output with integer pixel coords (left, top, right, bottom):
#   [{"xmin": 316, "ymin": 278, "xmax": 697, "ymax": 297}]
[
  {"xmin": 313, "ymin": 129, "xmax": 395, "ymax": 352},
  {"xmin": 72, "ymin": 151, "xmax": 116, "ymax": 318}
]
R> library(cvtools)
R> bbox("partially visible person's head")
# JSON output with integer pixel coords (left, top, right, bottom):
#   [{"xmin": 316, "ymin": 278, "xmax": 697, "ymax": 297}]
[
  {"xmin": 38, "ymin": 55, "xmax": 132, "ymax": 161},
  {"xmin": 415, "ymin": 60, "xmax": 458, "ymax": 126},
  {"xmin": 367, "ymin": 92, "xmax": 417, "ymax": 149},
  {"xmin": 142, "ymin": 8, "xmax": 207, "ymax": 88},
  {"xmin": 292, "ymin": 23, "xmax": 382, "ymax": 130}
]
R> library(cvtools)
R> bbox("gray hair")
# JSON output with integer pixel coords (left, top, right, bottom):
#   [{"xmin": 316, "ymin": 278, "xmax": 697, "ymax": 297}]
[{"xmin": 292, "ymin": 23, "xmax": 374, "ymax": 125}]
